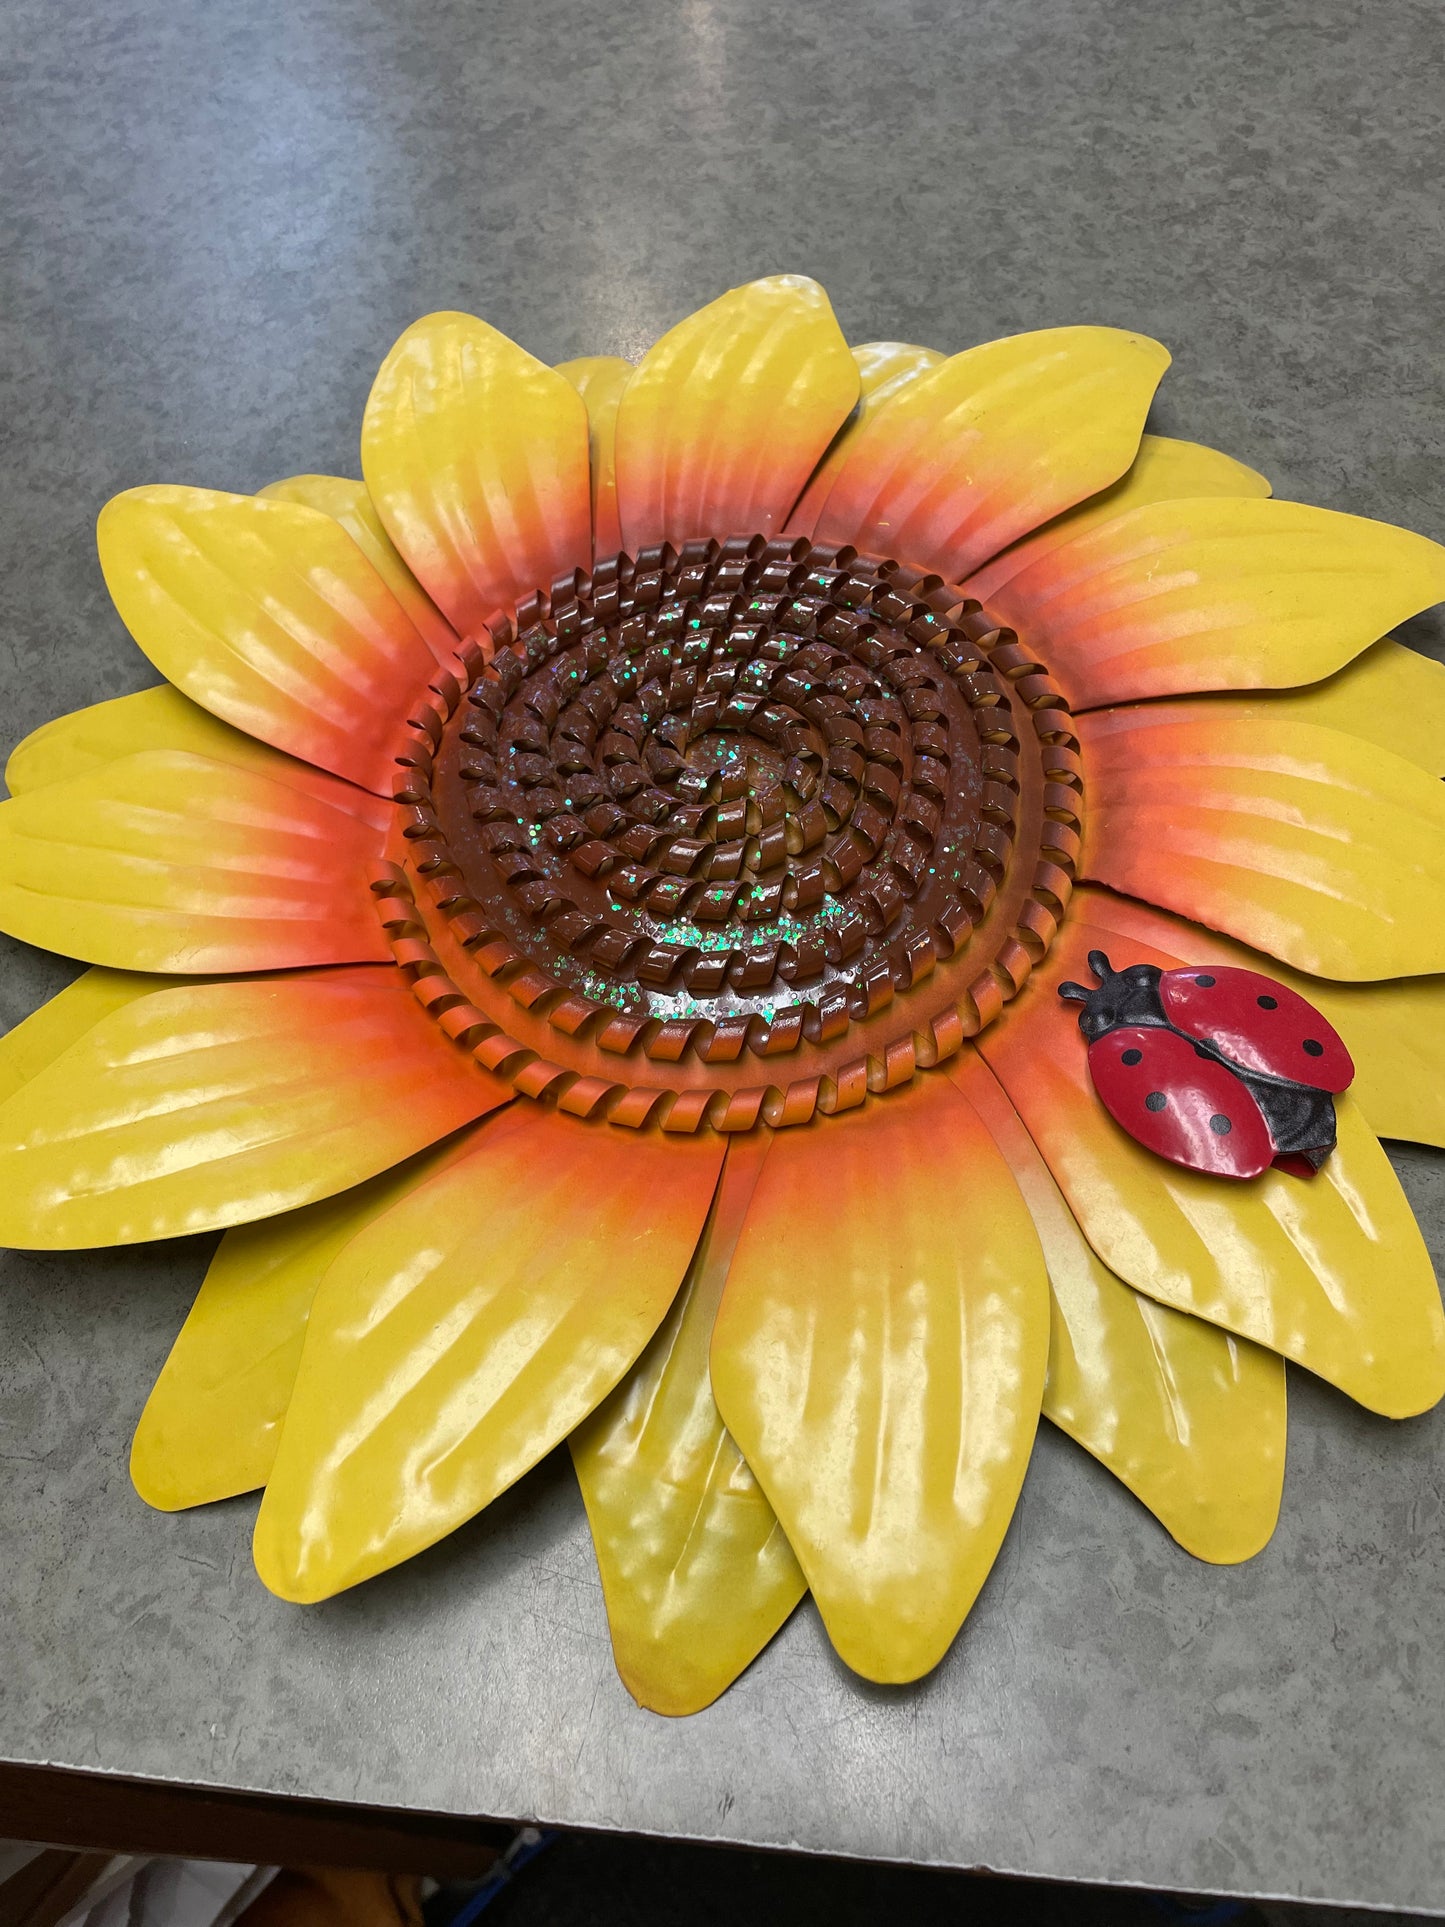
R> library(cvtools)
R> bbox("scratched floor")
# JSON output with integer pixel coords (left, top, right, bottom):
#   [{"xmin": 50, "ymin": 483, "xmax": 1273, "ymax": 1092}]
[{"xmin": 440, "ymin": 1832, "xmax": 1435, "ymax": 1925}]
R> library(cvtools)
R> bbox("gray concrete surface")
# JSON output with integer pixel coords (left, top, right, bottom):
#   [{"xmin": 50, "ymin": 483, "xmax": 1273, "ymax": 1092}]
[{"xmin": 2, "ymin": 0, "xmax": 1444, "ymax": 1913}]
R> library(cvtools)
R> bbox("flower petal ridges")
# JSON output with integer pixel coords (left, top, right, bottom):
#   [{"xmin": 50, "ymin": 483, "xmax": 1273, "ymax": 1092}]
[
  {"xmin": 1078, "ymin": 707, "xmax": 1445, "ymax": 979},
  {"xmin": 258, "ymin": 473, "xmax": 460, "ymax": 666},
  {"xmin": 613, "ymin": 275, "xmax": 859, "ymax": 554},
  {"xmin": 962, "ymin": 432, "xmax": 1271, "ymax": 607},
  {"xmin": 97, "ymin": 487, "xmax": 444, "ymax": 795},
  {"xmin": 709, "ymin": 1075, "xmax": 1050, "ymax": 1683},
  {"xmin": 788, "ymin": 340, "xmax": 945, "ymax": 535},
  {"xmin": 802, "ymin": 326, "xmax": 1170, "ymax": 582},
  {"xmin": 4, "ymin": 684, "xmax": 391, "ymax": 828},
  {"xmin": 361, "ymin": 312, "xmax": 593, "ymax": 638},
  {"xmin": 981, "ymin": 498, "xmax": 1445, "ymax": 708},
  {"xmin": 0, "ymin": 969, "xmax": 509, "ymax": 1247},
  {"xmin": 978, "ymin": 920, "xmax": 1445, "ymax": 1419},
  {"xmin": 130, "ymin": 1140, "xmax": 480, "ymax": 1511},
  {"xmin": 555, "ymin": 356, "xmax": 633, "ymax": 558},
  {"xmin": 253, "ymin": 1105, "xmax": 724, "ymax": 1602},
  {"xmin": 951, "ymin": 1048, "xmax": 1285, "ymax": 1563},
  {"xmin": 571, "ymin": 1132, "xmax": 806, "ymax": 1716},
  {"xmin": 0, "ymin": 749, "xmax": 391, "ymax": 973}
]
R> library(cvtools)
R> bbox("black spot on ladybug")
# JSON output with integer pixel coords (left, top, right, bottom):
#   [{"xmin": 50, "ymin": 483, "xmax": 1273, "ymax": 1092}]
[
  {"xmin": 1209, "ymin": 1114, "xmax": 1233, "ymax": 1134},
  {"xmin": 1121, "ymin": 1048, "xmax": 1143, "ymax": 1066},
  {"xmin": 1303, "ymin": 1038, "xmax": 1324, "ymax": 1056},
  {"xmin": 1194, "ymin": 974, "xmax": 1216, "ymax": 987},
  {"xmin": 1145, "ymin": 1092, "xmax": 1167, "ymax": 1112},
  {"xmin": 1257, "ymin": 995, "xmax": 1278, "ymax": 1010},
  {"xmin": 1194, "ymin": 1044, "xmax": 1211, "ymax": 1059}
]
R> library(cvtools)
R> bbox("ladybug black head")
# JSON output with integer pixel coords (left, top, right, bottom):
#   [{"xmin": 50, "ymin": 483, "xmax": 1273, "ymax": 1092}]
[{"xmin": 1058, "ymin": 949, "xmax": 1167, "ymax": 1039}]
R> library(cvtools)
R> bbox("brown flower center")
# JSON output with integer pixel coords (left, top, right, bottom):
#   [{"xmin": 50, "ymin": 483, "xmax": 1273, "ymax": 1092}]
[{"xmin": 377, "ymin": 537, "xmax": 1083, "ymax": 1131}]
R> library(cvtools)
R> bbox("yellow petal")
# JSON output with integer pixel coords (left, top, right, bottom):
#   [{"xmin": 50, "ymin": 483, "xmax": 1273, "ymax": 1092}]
[
  {"xmin": 1181, "ymin": 638, "xmax": 1445, "ymax": 779},
  {"xmin": 97, "ymin": 486, "xmax": 442, "ymax": 794},
  {"xmin": 0, "ymin": 968, "xmax": 508, "ymax": 1247},
  {"xmin": 709, "ymin": 1075, "xmax": 1050, "ymax": 1684},
  {"xmin": 0, "ymin": 749, "xmax": 390, "ymax": 973},
  {"xmin": 131, "ymin": 1140, "xmax": 473, "ymax": 1511},
  {"xmin": 4, "ymin": 685, "xmax": 389, "ymax": 829},
  {"xmin": 1079, "ymin": 706, "xmax": 1445, "ymax": 978},
  {"xmin": 985, "ymin": 497, "xmax": 1445, "ymax": 707},
  {"xmin": 0, "ymin": 965, "xmax": 187, "ymax": 1106},
  {"xmin": 788, "ymin": 340, "xmax": 944, "ymax": 535},
  {"xmin": 555, "ymin": 356, "xmax": 632, "ymax": 557},
  {"xmin": 803, "ymin": 326, "xmax": 1170, "ymax": 581},
  {"xmin": 571, "ymin": 1133, "xmax": 805, "ymax": 1716},
  {"xmin": 977, "ymin": 919, "xmax": 1445, "ymax": 1418},
  {"xmin": 949, "ymin": 1049, "xmax": 1285, "ymax": 1563},
  {"xmin": 964, "ymin": 431, "xmax": 1271, "ymax": 605},
  {"xmin": 258, "ymin": 473, "xmax": 459, "ymax": 665},
  {"xmin": 613, "ymin": 275, "xmax": 858, "ymax": 554},
  {"xmin": 1074, "ymin": 882, "xmax": 1445, "ymax": 1151},
  {"xmin": 253, "ymin": 1107, "xmax": 724, "ymax": 1602},
  {"xmin": 361, "ymin": 312, "xmax": 592, "ymax": 636}
]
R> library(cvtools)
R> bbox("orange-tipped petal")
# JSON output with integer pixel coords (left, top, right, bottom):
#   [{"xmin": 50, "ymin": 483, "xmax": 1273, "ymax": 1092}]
[
  {"xmin": 963, "ymin": 432, "xmax": 1271, "ymax": 606},
  {"xmin": 804, "ymin": 326, "xmax": 1169, "ymax": 581},
  {"xmin": 96, "ymin": 486, "xmax": 441, "ymax": 795},
  {"xmin": 1073, "ymin": 882, "xmax": 1445, "ymax": 1152},
  {"xmin": 0, "ymin": 968, "xmax": 507, "ymax": 1247},
  {"xmin": 361, "ymin": 312, "xmax": 592, "ymax": 636},
  {"xmin": 4, "ymin": 684, "xmax": 390, "ymax": 829},
  {"xmin": 709, "ymin": 1076, "xmax": 1050, "ymax": 1684},
  {"xmin": 253, "ymin": 1108, "xmax": 723, "ymax": 1602},
  {"xmin": 985, "ymin": 498, "xmax": 1445, "ymax": 708},
  {"xmin": 613, "ymin": 276, "xmax": 858, "ymax": 554},
  {"xmin": 0, "ymin": 749, "xmax": 389, "ymax": 973},
  {"xmin": 556, "ymin": 355, "xmax": 632, "ymax": 558},
  {"xmin": 1079, "ymin": 705, "xmax": 1445, "ymax": 979},
  {"xmin": 788, "ymin": 340, "xmax": 944, "ymax": 535},
  {"xmin": 131, "ymin": 1139, "xmax": 476, "ymax": 1511},
  {"xmin": 949, "ymin": 1048, "xmax": 1285, "ymax": 1563},
  {"xmin": 1179, "ymin": 638, "xmax": 1445, "ymax": 780},
  {"xmin": 977, "ymin": 920, "xmax": 1445, "ymax": 1419},
  {"xmin": 572, "ymin": 1132, "xmax": 805, "ymax": 1716},
  {"xmin": 259, "ymin": 473, "xmax": 460, "ymax": 665}
]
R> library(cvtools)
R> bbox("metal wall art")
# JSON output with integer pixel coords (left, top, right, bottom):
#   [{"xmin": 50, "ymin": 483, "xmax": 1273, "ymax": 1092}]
[{"xmin": 2, "ymin": 276, "xmax": 1443, "ymax": 1715}]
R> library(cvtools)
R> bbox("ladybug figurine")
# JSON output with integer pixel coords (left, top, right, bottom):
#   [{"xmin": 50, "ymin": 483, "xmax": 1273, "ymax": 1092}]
[{"xmin": 1058, "ymin": 951, "xmax": 1355, "ymax": 1180}]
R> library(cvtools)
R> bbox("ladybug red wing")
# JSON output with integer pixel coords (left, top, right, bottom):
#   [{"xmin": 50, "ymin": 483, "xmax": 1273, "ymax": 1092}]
[
  {"xmin": 1157, "ymin": 966, "xmax": 1353, "ymax": 1093},
  {"xmin": 1088, "ymin": 1025, "xmax": 1277, "ymax": 1179}
]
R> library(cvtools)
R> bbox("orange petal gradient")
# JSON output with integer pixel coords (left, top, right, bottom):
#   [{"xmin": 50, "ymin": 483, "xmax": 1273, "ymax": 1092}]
[
  {"xmin": 802, "ymin": 326, "xmax": 1170, "ymax": 582},
  {"xmin": 710, "ymin": 1075, "xmax": 1049, "ymax": 1684},
  {"xmin": 983, "ymin": 498, "xmax": 1445, "ymax": 708},
  {"xmin": 1183, "ymin": 638, "xmax": 1445, "ymax": 780},
  {"xmin": 0, "ymin": 968, "xmax": 508, "ymax": 1248},
  {"xmin": 97, "ymin": 487, "xmax": 442, "ymax": 795},
  {"xmin": 963, "ymin": 432, "xmax": 1271, "ymax": 606},
  {"xmin": 788, "ymin": 340, "xmax": 944, "ymax": 535},
  {"xmin": 259, "ymin": 474, "xmax": 460, "ymax": 666},
  {"xmin": 361, "ymin": 312, "xmax": 592, "ymax": 637},
  {"xmin": 977, "ymin": 922, "xmax": 1445, "ymax": 1418},
  {"xmin": 254, "ymin": 1107, "xmax": 724, "ymax": 1602},
  {"xmin": 613, "ymin": 275, "xmax": 858, "ymax": 554},
  {"xmin": 4, "ymin": 684, "xmax": 391, "ymax": 829},
  {"xmin": 1079, "ymin": 705, "xmax": 1445, "ymax": 978},
  {"xmin": 950, "ymin": 1048, "xmax": 1285, "ymax": 1564},
  {"xmin": 1073, "ymin": 883, "xmax": 1445, "ymax": 1152},
  {"xmin": 555, "ymin": 355, "xmax": 632, "ymax": 557},
  {"xmin": 0, "ymin": 748, "xmax": 390, "ymax": 973}
]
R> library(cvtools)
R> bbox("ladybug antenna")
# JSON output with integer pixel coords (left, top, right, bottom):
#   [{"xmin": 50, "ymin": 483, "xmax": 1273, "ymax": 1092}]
[
  {"xmin": 1085, "ymin": 949, "xmax": 1117, "ymax": 984},
  {"xmin": 1057, "ymin": 980, "xmax": 1091, "ymax": 1004}
]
